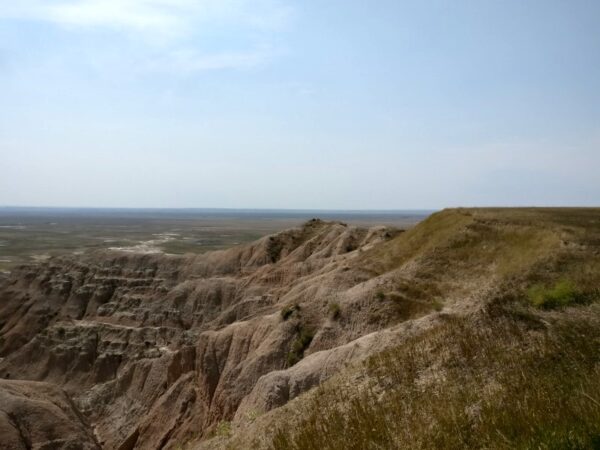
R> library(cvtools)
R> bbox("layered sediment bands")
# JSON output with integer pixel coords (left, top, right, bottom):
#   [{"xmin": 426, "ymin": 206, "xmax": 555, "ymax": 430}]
[{"xmin": 0, "ymin": 220, "xmax": 403, "ymax": 448}]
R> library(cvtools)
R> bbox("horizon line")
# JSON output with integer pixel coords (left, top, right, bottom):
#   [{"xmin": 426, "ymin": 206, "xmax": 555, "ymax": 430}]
[{"xmin": 0, "ymin": 205, "xmax": 437, "ymax": 213}]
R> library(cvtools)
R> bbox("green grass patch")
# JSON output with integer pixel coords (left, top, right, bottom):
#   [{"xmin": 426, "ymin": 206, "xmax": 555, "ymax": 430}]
[{"xmin": 527, "ymin": 280, "xmax": 584, "ymax": 309}]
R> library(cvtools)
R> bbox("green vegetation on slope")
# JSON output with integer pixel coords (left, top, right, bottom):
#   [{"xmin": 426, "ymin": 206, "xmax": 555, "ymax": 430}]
[
  {"xmin": 286, "ymin": 325, "xmax": 315, "ymax": 367},
  {"xmin": 528, "ymin": 280, "xmax": 583, "ymax": 309},
  {"xmin": 271, "ymin": 304, "xmax": 600, "ymax": 450}
]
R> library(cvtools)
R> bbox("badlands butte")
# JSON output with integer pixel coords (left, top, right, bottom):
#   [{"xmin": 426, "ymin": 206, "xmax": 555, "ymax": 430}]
[{"xmin": 1, "ymin": 208, "xmax": 600, "ymax": 449}]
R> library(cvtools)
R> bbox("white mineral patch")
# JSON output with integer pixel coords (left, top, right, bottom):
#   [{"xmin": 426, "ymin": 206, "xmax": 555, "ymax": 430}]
[
  {"xmin": 109, "ymin": 233, "xmax": 179, "ymax": 254},
  {"xmin": 31, "ymin": 254, "xmax": 51, "ymax": 262}
]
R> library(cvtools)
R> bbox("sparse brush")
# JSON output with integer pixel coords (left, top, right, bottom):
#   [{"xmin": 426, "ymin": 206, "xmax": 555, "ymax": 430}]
[
  {"xmin": 281, "ymin": 304, "xmax": 301, "ymax": 321},
  {"xmin": 328, "ymin": 303, "xmax": 341, "ymax": 320},
  {"xmin": 215, "ymin": 421, "xmax": 232, "ymax": 438},
  {"xmin": 286, "ymin": 326, "xmax": 314, "ymax": 367}
]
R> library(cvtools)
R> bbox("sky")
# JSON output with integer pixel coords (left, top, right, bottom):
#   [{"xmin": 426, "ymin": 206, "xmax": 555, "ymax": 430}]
[{"xmin": 1, "ymin": 0, "xmax": 599, "ymax": 209}]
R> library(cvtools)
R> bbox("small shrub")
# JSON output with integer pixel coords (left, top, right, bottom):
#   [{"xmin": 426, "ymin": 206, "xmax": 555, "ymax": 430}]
[
  {"xmin": 287, "ymin": 327, "xmax": 314, "ymax": 367},
  {"xmin": 432, "ymin": 300, "xmax": 444, "ymax": 312},
  {"xmin": 375, "ymin": 290, "xmax": 386, "ymax": 301},
  {"xmin": 215, "ymin": 420, "xmax": 232, "ymax": 438},
  {"xmin": 286, "ymin": 352, "xmax": 300, "ymax": 367},
  {"xmin": 267, "ymin": 237, "xmax": 284, "ymax": 263},
  {"xmin": 281, "ymin": 304, "xmax": 300, "ymax": 321},
  {"xmin": 527, "ymin": 280, "xmax": 583, "ymax": 309},
  {"xmin": 328, "ymin": 302, "xmax": 341, "ymax": 320},
  {"xmin": 246, "ymin": 409, "xmax": 261, "ymax": 422}
]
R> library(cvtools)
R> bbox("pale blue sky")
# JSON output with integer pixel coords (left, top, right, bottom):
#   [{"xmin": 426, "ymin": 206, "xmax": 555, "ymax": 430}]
[{"xmin": 1, "ymin": 0, "xmax": 599, "ymax": 209}]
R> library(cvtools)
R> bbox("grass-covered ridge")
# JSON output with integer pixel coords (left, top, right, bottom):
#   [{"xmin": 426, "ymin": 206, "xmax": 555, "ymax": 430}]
[
  {"xmin": 362, "ymin": 208, "xmax": 567, "ymax": 279},
  {"xmin": 271, "ymin": 304, "xmax": 600, "ymax": 450},
  {"xmin": 266, "ymin": 208, "xmax": 600, "ymax": 450}
]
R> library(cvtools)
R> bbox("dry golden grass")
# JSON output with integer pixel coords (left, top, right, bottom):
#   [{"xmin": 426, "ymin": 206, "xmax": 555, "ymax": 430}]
[{"xmin": 270, "ymin": 304, "xmax": 600, "ymax": 450}]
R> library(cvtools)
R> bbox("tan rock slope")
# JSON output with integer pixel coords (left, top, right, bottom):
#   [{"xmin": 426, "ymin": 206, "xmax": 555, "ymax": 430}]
[
  {"xmin": 0, "ymin": 379, "xmax": 100, "ymax": 449},
  {"xmin": 0, "ymin": 209, "xmax": 599, "ymax": 449}
]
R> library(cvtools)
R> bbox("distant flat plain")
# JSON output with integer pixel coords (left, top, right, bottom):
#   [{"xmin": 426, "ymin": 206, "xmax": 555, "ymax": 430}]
[{"xmin": 0, "ymin": 208, "xmax": 433, "ymax": 273}]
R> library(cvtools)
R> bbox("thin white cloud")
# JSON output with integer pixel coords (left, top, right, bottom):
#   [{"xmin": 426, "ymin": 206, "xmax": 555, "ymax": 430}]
[
  {"xmin": 47, "ymin": 0, "xmax": 188, "ymax": 35},
  {"xmin": 0, "ymin": 0, "xmax": 291, "ymax": 37},
  {"xmin": 0, "ymin": 0, "xmax": 292, "ymax": 73}
]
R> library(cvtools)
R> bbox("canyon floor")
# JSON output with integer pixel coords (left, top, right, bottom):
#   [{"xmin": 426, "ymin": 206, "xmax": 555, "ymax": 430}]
[{"xmin": 1, "ymin": 208, "xmax": 599, "ymax": 449}]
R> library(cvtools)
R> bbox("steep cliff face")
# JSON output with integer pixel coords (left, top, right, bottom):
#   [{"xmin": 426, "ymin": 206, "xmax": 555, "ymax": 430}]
[
  {"xmin": 0, "ymin": 219, "xmax": 406, "ymax": 448},
  {"xmin": 2, "ymin": 209, "xmax": 595, "ymax": 449}
]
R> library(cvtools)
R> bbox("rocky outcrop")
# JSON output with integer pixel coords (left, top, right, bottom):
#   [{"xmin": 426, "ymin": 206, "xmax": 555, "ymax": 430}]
[{"xmin": 0, "ymin": 379, "xmax": 100, "ymax": 449}]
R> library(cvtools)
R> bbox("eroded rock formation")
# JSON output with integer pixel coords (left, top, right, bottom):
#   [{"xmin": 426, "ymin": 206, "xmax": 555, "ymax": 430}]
[{"xmin": 0, "ymin": 220, "xmax": 407, "ymax": 448}]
